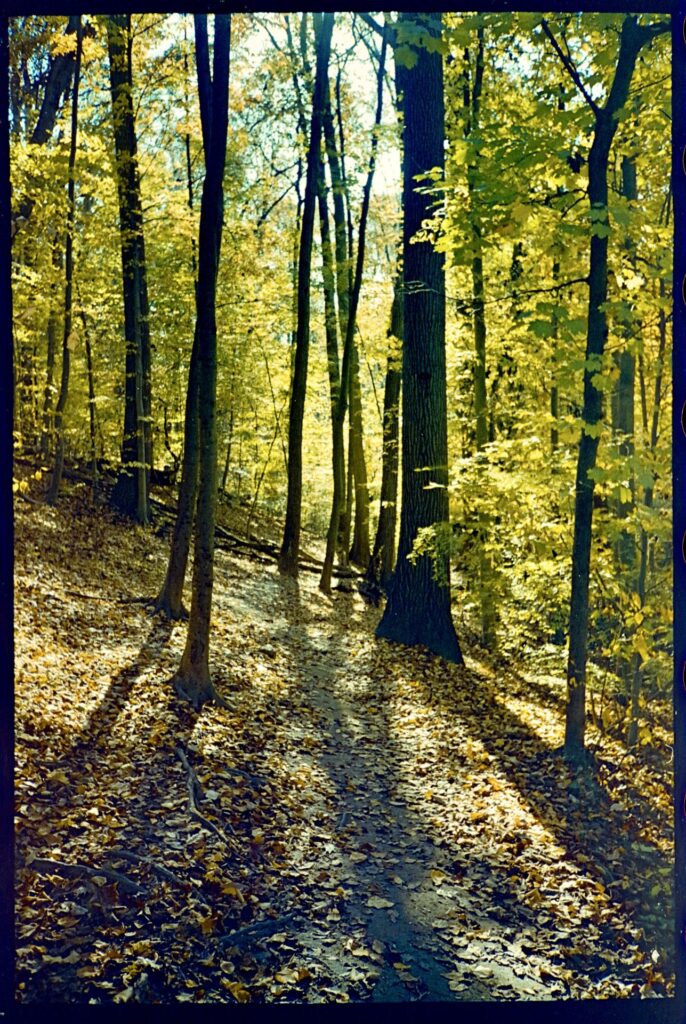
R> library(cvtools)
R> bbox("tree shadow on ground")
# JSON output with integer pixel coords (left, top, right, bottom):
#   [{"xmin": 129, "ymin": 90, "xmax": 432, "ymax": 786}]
[{"xmin": 404, "ymin": 645, "xmax": 673, "ymax": 973}]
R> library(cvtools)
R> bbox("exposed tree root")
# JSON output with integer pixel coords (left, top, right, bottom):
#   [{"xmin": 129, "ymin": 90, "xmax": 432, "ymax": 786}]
[
  {"xmin": 19, "ymin": 854, "xmax": 143, "ymax": 895},
  {"xmin": 217, "ymin": 911, "xmax": 301, "ymax": 950},
  {"xmin": 105, "ymin": 848, "xmax": 189, "ymax": 889},
  {"xmin": 175, "ymin": 745, "xmax": 234, "ymax": 844},
  {"xmin": 150, "ymin": 593, "xmax": 189, "ymax": 620}
]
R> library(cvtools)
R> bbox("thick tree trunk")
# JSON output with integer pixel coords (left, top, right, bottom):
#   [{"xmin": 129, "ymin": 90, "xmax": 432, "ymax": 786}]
[
  {"xmin": 369, "ymin": 275, "xmax": 402, "ymax": 588},
  {"xmin": 561, "ymin": 16, "xmax": 662, "ymax": 761},
  {"xmin": 376, "ymin": 12, "xmax": 463, "ymax": 665},
  {"xmin": 279, "ymin": 13, "xmax": 334, "ymax": 575},
  {"xmin": 173, "ymin": 14, "xmax": 231, "ymax": 707},
  {"xmin": 46, "ymin": 18, "xmax": 82, "ymax": 505},
  {"xmin": 106, "ymin": 14, "xmax": 151, "ymax": 524}
]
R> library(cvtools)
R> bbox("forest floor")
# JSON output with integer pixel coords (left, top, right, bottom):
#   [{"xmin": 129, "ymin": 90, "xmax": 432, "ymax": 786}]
[{"xmin": 13, "ymin": 474, "xmax": 674, "ymax": 1004}]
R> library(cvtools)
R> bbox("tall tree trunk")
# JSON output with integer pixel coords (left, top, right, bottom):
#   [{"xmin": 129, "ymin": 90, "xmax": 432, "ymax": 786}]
[
  {"xmin": 154, "ymin": 21, "xmax": 206, "ymax": 620},
  {"xmin": 278, "ymin": 12, "xmax": 334, "ymax": 575},
  {"xmin": 376, "ymin": 12, "xmax": 463, "ymax": 665},
  {"xmin": 172, "ymin": 13, "xmax": 231, "ymax": 707},
  {"xmin": 368, "ymin": 274, "xmax": 402, "ymax": 588},
  {"xmin": 610, "ymin": 154, "xmax": 638, "ymax": 568},
  {"xmin": 76, "ymin": 281, "xmax": 99, "ymax": 500},
  {"xmin": 550, "ymin": 256, "xmax": 560, "ymax": 453},
  {"xmin": 464, "ymin": 24, "xmax": 496, "ymax": 648},
  {"xmin": 11, "ymin": 16, "xmax": 81, "ymax": 240},
  {"xmin": 46, "ymin": 17, "xmax": 82, "ymax": 505},
  {"xmin": 320, "ymin": 28, "xmax": 387, "ymax": 592},
  {"xmin": 106, "ymin": 14, "xmax": 151, "ymax": 524},
  {"xmin": 627, "ymin": 278, "xmax": 667, "ymax": 745},
  {"xmin": 547, "ymin": 15, "xmax": 669, "ymax": 761},
  {"xmin": 348, "ymin": 343, "xmax": 371, "ymax": 566}
]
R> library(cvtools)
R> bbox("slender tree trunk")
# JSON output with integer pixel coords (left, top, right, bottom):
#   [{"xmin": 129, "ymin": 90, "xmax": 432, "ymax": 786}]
[
  {"xmin": 172, "ymin": 14, "xmax": 231, "ymax": 707},
  {"xmin": 320, "ymin": 30, "xmax": 387, "ymax": 591},
  {"xmin": 610, "ymin": 154, "xmax": 638, "ymax": 568},
  {"xmin": 550, "ymin": 257, "xmax": 560, "ymax": 453},
  {"xmin": 76, "ymin": 281, "xmax": 99, "ymax": 500},
  {"xmin": 154, "ymin": 327, "xmax": 200, "ymax": 619},
  {"xmin": 11, "ymin": 16, "xmax": 81, "ymax": 241},
  {"xmin": 464, "ymin": 25, "xmax": 496, "ymax": 648},
  {"xmin": 106, "ymin": 14, "xmax": 151, "ymax": 523},
  {"xmin": 278, "ymin": 12, "xmax": 334, "ymax": 575},
  {"xmin": 368, "ymin": 274, "xmax": 402, "ymax": 588},
  {"xmin": 46, "ymin": 18, "xmax": 82, "ymax": 505},
  {"xmin": 627, "ymin": 280, "xmax": 667, "ymax": 745},
  {"xmin": 557, "ymin": 16, "xmax": 665, "ymax": 761},
  {"xmin": 376, "ymin": 12, "xmax": 463, "ymax": 664},
  {"xmin": 154, "ymin": 23, "xmax": 206, "ymax": 620},
  {"xmin": 348, "ymin": 343, "xmax": 371, "ymax": 566}
]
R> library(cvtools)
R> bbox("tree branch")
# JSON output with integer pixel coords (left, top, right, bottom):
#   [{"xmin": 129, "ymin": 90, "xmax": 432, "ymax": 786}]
[{"xmin": 540, "ymin": 19, "xmax": 600, "ymax": 117}]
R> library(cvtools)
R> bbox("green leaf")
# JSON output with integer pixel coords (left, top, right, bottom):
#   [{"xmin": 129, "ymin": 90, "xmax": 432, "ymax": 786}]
[{"xmin": 395, "ymin": 45, "xmax": 418, "ymax": 70}]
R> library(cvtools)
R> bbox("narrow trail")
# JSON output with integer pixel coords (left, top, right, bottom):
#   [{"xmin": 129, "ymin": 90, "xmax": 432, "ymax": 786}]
[
  {"xmin": 218, "ymin": 569, "xmax": 556, "ymax": 1000},
  {"xmin": 14, "ymin": 493, "xmax": 673, "ymax": 1003}
]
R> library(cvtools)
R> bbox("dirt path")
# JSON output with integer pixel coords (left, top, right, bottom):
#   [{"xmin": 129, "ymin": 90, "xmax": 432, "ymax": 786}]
[{"xmin": 14, "ymin": 494, "xmax": 673, "ymax": 1003}]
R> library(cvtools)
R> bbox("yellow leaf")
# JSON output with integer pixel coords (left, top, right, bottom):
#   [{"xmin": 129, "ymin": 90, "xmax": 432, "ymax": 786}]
[{"xmin": 223, "ymin": 981, "xmax": 251, "ymax": 1002}]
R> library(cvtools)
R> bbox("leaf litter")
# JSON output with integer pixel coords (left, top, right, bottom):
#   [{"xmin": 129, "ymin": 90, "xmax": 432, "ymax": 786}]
[{"xmin": 14, "ymin": 485, "xmax": 673, "ymax": 1003}]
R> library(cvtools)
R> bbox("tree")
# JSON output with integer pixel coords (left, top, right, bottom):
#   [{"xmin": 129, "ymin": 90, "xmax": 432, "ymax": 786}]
[
  {"xmin": 368, "ymin": 272, "xmax": 402, "ymax": 589},
  {"xmin": 106, "ymin": 14, "xmax": 152, "ymax": 524},
  {"xmin": 45, "ymin": 17, "xmax": 82, "ymax": 505},
  {"xmin": 278, "ymin": 13, "xmax": 334, "ymax": 576},
  {"xmin": 171, "ymin": 13, "xmax": 231, "ymax": 708},
  {"xmin": 376, "ymin": 12, "xmax": 463, "ymax": 665},
  {"xmin": 541, "ymin": 14, "xmax": 670, "ymax": 761},
  {"xmin": 319, "ymin": 26, "xmax": 387, "ymax": 593}
]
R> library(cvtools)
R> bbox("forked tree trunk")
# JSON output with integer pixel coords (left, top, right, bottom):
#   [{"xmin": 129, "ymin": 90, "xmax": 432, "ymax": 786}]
[
  {"xmin": 376, "ymin": 12, "xmax": 463, "ymax": 665},
  {"xmin": 172, "ymin": 13, "xmax": 231, "ymax": 708}
]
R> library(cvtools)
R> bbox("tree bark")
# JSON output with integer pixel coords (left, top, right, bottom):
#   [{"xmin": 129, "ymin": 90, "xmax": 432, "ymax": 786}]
[
  {"xmin": 278, "ymin": 13, "xmax": 334, "ymax": 575},
  {"xmin": 172, "ymin": 14, "xmax": 231, "ymax": 707},
  {"xmin": 106, "ymin": 14, "xmax": 151, "ymax": 524},
  {"xmin": 154, "ymin": 24, "xmax": 205, "ymax": 621},
  {"xmin": 464, "ymin": 24, "xmax": 496, "ymax": 648},
  {"xmin": 46, "ymin": 18, "xmax": 82, "ymax": 505},
  {"xmin": 556, "ymin": 16, "xmax": 668, "ymax": 761},
  {"xmin": 368, "ymin": 274, "xmax": 402, "ymax": 588},
  {"xmin": 610, "ymin": 154, "xmax": 637, "ymax": 568},
  {"xmin": 320, "ymin": 28, "xmax": 387, "ymax": 592},
  {"xmin": 376, "ymin": 12, "xmax": 463, "ymax": 665}
]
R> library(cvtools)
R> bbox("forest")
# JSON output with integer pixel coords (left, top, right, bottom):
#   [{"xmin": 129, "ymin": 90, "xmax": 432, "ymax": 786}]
[{"xmin": 10, "ymin": 10, "xmax": 675, "ymax": 1006}]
